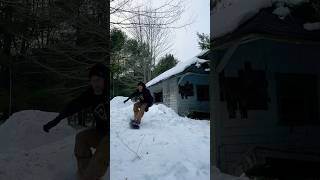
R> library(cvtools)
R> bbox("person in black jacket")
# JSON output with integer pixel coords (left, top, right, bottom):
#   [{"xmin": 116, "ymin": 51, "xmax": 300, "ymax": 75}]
[
  {"xmin": 43, "ymin": 63, "xmax": 109, "ymax": 180},
  {"xmin": 123, "ymin": 82, "xmax": 153, "ymax": 125}
]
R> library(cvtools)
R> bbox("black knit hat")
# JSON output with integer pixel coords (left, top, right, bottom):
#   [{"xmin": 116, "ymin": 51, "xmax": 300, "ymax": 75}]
[{"xmin": 89, "ymin": 63, "xmax": 108, "ymax": 79}]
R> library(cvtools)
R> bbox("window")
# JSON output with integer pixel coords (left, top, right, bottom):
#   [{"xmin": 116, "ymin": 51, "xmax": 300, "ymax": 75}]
[
  {"xmin": 276, "ymin": 73, "xmax": 319, "ymax": 124},
  {"xmin": 197, "ymin": 85, "xmax": 209, "ymax": 101},
  {"xmin": 219, "ymin": 62, "xmax": 270, "ymax": 119},
  {"xmin": 179, "ymin": 81, "xmax": 194, "ymax": 99}
]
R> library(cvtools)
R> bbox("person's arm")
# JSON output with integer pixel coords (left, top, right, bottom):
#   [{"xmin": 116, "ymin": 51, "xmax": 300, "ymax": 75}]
[
  {"xmin": 43, "ymin": 89, "xmax": 92, "ymax": 132},
  {"xmin": 123, "ymin": 90, "xmax": 138, "ymax": 103}
]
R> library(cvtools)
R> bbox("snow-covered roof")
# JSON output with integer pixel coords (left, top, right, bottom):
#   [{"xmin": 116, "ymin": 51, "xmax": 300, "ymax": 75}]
[
  {"xmin": 146, "ymin": 50, "xmax": 209, "ymax": 87},
  {"xmin": 212, "ymin": 0, "xmax": 309, "ymax": 38}
]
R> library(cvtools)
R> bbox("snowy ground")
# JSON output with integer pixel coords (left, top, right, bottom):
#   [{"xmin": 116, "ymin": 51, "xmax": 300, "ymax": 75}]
[
  {"xmin": 110, "ymin": 96, "xmax": 210, "ymax": 180},
  {"xmin": 0, "ymin": 111, "xmax": 108, "ymax": 180},
  {"xmin": 0, "ymin": 96, "xmax": 248, "ymax": 180}
]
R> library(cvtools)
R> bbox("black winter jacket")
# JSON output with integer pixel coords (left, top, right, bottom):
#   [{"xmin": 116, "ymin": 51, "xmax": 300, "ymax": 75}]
[
  {"xmin": 128, "ymin": 88, "xmax": 153, "ymax": 107},
  {"xmin": 54, "ymin": 88, "xmax": 108, "ymax": 135}
]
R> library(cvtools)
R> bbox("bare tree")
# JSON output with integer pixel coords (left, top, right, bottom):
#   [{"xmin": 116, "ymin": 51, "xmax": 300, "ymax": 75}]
[
  {"xmin": 111, "ymin": 0, "xmax": 191, "ymax": 82},
  {"xmin": 0, "ymin": 0, "xmax": 110, "ymax": 114}
]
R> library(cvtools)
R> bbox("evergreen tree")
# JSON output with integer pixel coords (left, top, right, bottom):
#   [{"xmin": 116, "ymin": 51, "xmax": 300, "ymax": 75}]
[{"xmin": 152, "ymin": 54, "xmax": 178, "ymax": 78}]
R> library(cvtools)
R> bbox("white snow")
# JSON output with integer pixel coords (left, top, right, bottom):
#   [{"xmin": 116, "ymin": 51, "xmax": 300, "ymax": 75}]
[
  {"xmin": 212, "ymin": 0, "xmax": 309, "ymax": 38},
  {"xmin": 304, "ymin": 22, "xmax": 320, "ymax": 31},
  {"xmin": 110, "ymin": 96, "xmax": 210, "ymax": 180},
  {"xmin": 146, "ymin": 50, "xmax": 209, "ymax": 87},
  {"xmin": 196, "ymin": 59, "xmax": 209, "ymax": 68},
  {"xmin": 272, "ymin": 5, "xmax": 291, "ymax": 20},
  {"xmin": 0, "ymin": 97, "xmax": 248, "ymax": 180},
  {"xmin": 0, "ymin": 110, "xmax": 108, "ymax": 180},
  {"xmin": 0, "ymin": 110, "xmax": 74, "ymax": 153}
]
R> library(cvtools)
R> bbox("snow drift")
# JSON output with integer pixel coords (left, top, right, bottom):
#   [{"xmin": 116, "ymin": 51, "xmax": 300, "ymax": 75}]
[
  {"xmin": 110, "ymin": 96, "xmax": 210, "ymax": 180},
  {"xmin": 0, "ymin": 110, "xmax": 74, "ymax": 153},
  {"xmin": 0, "ymin": 110, "xmax": 108, "ymax": 180},
  {"xmin": 0, "ymin": 97, "xmax": 245, "ymax": 180}
]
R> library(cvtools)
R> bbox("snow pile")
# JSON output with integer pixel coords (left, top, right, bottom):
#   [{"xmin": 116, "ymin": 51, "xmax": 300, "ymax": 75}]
[
  {"xmin": 110, "ymin": 96, "xmax": 133, "ymax": 108},
  {"xmin": 304, "ymin": 22, "xmax": 320, "ymax": 31},
  {"xmin": 146, "ymin": 50, "xmax": 209, "ymax": 87},
  {"xmin": 212, "ymin": 0, "xmax": 309, "ymax": 38},
  {"xmin": 0, "ymin": 98, "xmax": 246, "ymax": 180},
  {"xmin": 0, "ymin": 110, "xmax": 74, "ymax": 153},
  {"xmin": 110, "ymin": 96, "xmax": 210, "ymax": 180},
  {"xmin": 0, "ymin": 134, "xmax": 78, "ymax": 180},
  {"xmin": 0, "ymin": 110, "xmax": 108, "ymax": 180}
]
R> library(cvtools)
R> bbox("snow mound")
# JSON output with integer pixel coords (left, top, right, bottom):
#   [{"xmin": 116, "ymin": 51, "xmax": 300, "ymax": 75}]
[
  {"xmin": 0, "ymin": 110, "xmax": 74, "ymax": 153},
  {"xmin": 0, "ymin": 110, "xmax": 108, "ymax": 180},
  {"xmin": 146, "ymin": 50, "xmax": 209, "ymax": 87},
  {"xmin": 0, "ymin": 134, "xmax": 77, "ymax": 180},
  {"xmin": 111, "ymin": 96, "xmax": 134, "ymax": 108},
  {"xmin": 110, "ymin": 96, "xmax": 210, "ymax": 180}
]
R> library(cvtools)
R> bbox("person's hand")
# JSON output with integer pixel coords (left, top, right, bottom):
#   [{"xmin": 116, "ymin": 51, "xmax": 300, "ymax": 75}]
[
  {"xmin": 43, "ymin": 118, "xmax": 60, "ymax": 133},
  {"xmin": 123, "ymin": 99, "xmax": 129, "ymax": 103},
  {"xmin": 43, "ymin": 124, "xmax": 50, "ymax": 133}
]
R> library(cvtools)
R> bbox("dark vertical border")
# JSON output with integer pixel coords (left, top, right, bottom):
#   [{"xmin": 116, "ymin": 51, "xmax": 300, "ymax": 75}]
[
  {"xmin": 210, "ymin": 0, "xmax": 214, "ymax": 179},
  {"xmin": 105, "ymin": 0, "xmax": 110, "ymax": 179}
]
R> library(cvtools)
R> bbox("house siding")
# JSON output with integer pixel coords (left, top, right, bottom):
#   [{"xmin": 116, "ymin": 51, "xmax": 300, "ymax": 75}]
[
  {"xmin": 148, "ymin": 72, "xmax": 209, "ymax": 117},
  {"xmin": 212, "ymin": 39, "xmax": 320, "ymax": 174},
  {"xmin": 177, "ymin": 73, "xmax": 209, "ymax": 116},
  {"xmin": 150, "ymin": 77, "xmax": 179, "ymax": 113}
]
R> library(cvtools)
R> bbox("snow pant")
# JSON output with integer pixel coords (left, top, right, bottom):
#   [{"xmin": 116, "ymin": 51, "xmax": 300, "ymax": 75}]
[
  {"xmin": 133, "ymin": 102, "xmax": 148, "ymax": 123},
  {"xmin": 74, "ymin": 128, "xmax": 109, "ymax": 180}
]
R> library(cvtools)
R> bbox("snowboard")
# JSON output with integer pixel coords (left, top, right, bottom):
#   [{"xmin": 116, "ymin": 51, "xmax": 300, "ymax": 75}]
[{"xmin": 129, "ymin": 119, "xmax": 140, "ymax": 129}]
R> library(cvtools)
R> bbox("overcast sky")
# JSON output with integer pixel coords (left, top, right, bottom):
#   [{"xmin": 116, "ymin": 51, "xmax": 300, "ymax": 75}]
[
  {"xmin": 111, "ymin": 0, "xmax": 210, "ymax": 63},
  {"xmin": 171, "ymin": 0, "xmax": 210, "ymax": 62}
]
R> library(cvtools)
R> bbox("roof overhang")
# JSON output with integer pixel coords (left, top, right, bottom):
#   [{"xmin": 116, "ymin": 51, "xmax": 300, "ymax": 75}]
[{"xmin": 212, "ymin": 32, "xmax": 320, "ymax": 73}]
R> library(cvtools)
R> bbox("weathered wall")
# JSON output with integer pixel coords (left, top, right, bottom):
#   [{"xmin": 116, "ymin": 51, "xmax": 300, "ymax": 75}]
[{"xmin": 212, "ymin": 39, "xmax": 320, "ymax": 173}]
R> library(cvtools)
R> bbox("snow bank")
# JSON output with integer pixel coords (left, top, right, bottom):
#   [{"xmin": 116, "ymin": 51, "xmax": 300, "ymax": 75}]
[
  {"xmin": 0, "ymin": 110, "xmax": 74, "ymax": 153},
  {"xmin": 0, "ymin": 110, "xmax": 108, "ymax": 180},
  {"xmin": 0, "ymin": 134, "xmax": 77, "ymax": 180},
  {"xmin": 110, "ymin": 96, "xmax": 134, "ymax": 108},
  {"xmin": 0, "ymin": 98, "xmax": 245, "ymax": 180},
  {"xmin": 212, "ymin": 0, "xmax": 309, "ymax": 38},
  {"xmin": 146, "ymin": 50, "xmax": 209, "ymax": 87},
  {"xmin": 110, "ymin": 96, "xmax": 210, "ymax": 180},
  {"xmin": 304, "ymin": 22, "xmax": 320, "ymax": 31}
]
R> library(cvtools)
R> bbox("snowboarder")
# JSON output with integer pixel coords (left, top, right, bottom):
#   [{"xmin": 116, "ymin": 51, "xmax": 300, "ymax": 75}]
[
  {"xmin": 123, "ymin": 81, "xmax": 153, "ymax": 128},
  {"xmin": 42, "ymin": 63, "xmax": 109, "ymax": 180}
]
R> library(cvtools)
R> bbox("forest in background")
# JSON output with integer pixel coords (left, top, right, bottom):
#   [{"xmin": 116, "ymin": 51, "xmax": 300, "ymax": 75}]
[{"xmin": 0, "ymin": 0, "xmax": 209, "ymax": 121}]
